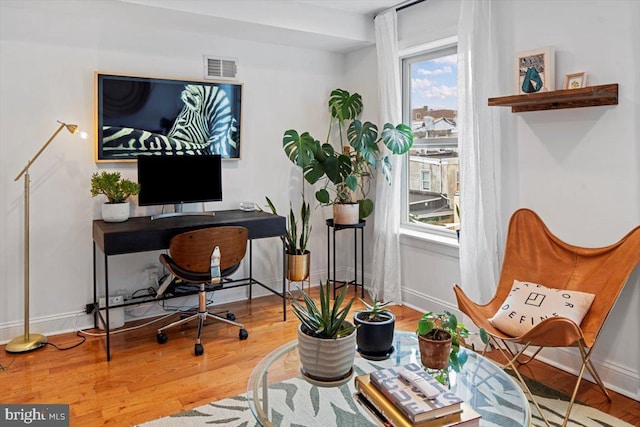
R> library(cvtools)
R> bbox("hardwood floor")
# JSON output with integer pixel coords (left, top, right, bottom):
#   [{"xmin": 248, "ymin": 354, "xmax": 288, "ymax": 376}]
[{"xmin": 1, "ymin": 289, "xmax": 638, "ymax": 426}]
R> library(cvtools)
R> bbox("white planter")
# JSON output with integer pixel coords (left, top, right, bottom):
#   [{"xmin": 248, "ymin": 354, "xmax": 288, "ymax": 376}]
[
  {"xmin": 102, "ymin": 202, "xmax": 130, "ymax": 222},
  {"xmin": 333, "ymin": 203, "xmax": 359, "ymax": 225},
  {"xmin": 297, "ymin": 322, "xmax": 356, "ymax": 382}
]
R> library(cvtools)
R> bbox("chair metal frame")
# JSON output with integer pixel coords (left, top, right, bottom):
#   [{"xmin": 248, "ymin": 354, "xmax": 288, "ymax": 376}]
[
  {"xmin": 157, "ymin": 226, "xmax": 250, "ymax": 355},
  {"xmin": 454, "ymin": 209, "xmax": 640, "ymax": 427}
]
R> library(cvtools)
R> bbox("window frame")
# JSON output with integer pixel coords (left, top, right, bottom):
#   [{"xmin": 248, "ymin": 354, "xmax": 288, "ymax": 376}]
[{"xmin": 400, "ymin": 37, "xmax": 458, "ymax": 240}]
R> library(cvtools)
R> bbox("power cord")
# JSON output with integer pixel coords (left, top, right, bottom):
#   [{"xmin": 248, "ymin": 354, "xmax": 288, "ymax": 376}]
[
  {"xmin": 75, "ymin": 309, "xmax": 177, "ymax": 337},
  {"xmin": 45, "ymin": 331, "xmax": 86, "ymax": 350}
]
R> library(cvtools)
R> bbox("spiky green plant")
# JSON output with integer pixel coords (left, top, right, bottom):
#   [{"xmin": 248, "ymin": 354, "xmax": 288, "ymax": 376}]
[
  {"xmin": 358, "ymin": 297, "xmax": 393, "ymax": 322},
  {"xmin": 264, "ymin": 196, "xmax": 310, "ymax": 255},
  {"xmin": 289, "ymin": 281, "xmax": 355, "ymax": 339}
]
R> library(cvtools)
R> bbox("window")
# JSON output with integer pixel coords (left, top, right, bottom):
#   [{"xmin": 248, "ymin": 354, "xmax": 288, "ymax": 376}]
[
  {"xmin": 421, "ymin": 170, "xmax": 431, "ymax": 191},
  {"xmin": 402, "ymin": 43, "xmax": 458, "ymax": 234}
]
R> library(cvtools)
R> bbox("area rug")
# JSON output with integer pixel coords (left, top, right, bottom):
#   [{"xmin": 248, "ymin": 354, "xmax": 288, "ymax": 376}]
[{"xmin": 139, "ymin": 359, "xmax": 632, "ymax": 427}]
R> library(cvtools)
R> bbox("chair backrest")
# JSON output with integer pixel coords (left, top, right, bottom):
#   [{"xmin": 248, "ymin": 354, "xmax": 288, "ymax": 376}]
[
  {"xmin": 168, "ymin": 226, "xmax": 249, "ymax": 276},
  {"xmin": 491, "ymin": 209, "xmax": 640, "ymax": 347}
]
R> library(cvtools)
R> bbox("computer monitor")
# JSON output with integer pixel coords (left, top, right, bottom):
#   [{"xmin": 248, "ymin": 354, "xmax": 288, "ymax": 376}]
[{"xmin": 137, "ymin": 154, "xmax": 222, "ymax": 219}]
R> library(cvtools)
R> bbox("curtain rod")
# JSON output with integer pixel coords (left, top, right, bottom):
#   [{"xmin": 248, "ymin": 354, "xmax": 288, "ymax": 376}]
[
  {"xmin": 396, "ymin": 0, "xmax": 426, "ymax": 12},
  {"xmin": 375, "ymin": 0, "xmax": 426, "ymax": 19}
]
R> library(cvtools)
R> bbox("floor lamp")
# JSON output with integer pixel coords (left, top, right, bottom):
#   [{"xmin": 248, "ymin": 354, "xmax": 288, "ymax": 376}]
[{"xmin": 6, "ymin": 121, "xmax": 87, "ymax": 353}]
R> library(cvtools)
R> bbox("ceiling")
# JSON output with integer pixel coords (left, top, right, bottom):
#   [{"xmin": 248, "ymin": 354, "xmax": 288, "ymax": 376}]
[{"xmin": 118, "ymin": 0, "xmax": 407, "ymax": 53}]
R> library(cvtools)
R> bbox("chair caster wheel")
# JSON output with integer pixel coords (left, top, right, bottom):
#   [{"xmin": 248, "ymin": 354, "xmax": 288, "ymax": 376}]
[
  {"xmin": 157, "ymin": 333, "xmax": 168, "ymax": 344},
  {"xmin": 226, "ymin": 312, "xmax": 236, "ymax": 321},
  {"xmin": 195, "ymin": 343, "xmax": 204, "ymax": 356},
  {"xmin": 239, "ymin": 329, "xmax": 249, "ymax": 340}
]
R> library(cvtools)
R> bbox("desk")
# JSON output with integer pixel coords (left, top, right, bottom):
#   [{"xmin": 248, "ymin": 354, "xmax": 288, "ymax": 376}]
[
  {"xmin": 92, "ymin": 209, "xmax": 286, "ymax": 361},
  {"xmin": 247, "ymin": 331, "xmax": 531, "ymax": 426}
]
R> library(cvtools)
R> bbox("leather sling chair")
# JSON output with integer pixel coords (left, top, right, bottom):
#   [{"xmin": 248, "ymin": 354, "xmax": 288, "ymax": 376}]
[
  {"xmin": 454, "ymin": 208, "xmax": 640, "ymax": 427},
  {"xmin": 157, "ymin": 226, "xmax": 249, "ymax": 356}
]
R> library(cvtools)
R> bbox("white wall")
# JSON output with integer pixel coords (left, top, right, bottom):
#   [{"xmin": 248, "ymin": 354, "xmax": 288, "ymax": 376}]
[
  {"xmin": 388, "ymin": 0, "xmax": 640, "ymax": 399},
  {"xmin": 0, "ymin": 0, "xmax": 346, "ymax": 340}
]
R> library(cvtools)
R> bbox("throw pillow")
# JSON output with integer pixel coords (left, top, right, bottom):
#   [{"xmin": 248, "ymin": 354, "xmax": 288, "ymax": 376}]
[{"xmin": 489, "ymin": 280, "xmax": 596, "ymax": 337}]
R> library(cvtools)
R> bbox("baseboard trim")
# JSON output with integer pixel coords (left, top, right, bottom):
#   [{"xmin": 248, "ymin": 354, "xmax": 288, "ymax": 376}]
[{"xmin": 400, "ymin": 287, "xmax": 640, "ymax": 401}]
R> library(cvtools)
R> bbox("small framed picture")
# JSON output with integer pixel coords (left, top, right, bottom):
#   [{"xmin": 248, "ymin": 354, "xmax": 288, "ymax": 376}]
[
  {"xmin": 564, "ymin": 72, "xmax": 587, "ymax": 90},
  {"xmin": 516, "ymin": 47, "xmax": 555, "ymax": 94}
]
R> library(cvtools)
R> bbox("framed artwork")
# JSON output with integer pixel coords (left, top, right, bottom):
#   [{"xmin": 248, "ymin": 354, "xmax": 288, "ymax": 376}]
[
  {"xmin": 516, "ymin": 47, "xmax": 555, "ymax": 94},
  {"xmin": 95, "ymin": 73, "xmax": 242, "ymax": 162},
  {"xmin": 564, "ymin": 72, "xmax": 587, "ymax": 89}
]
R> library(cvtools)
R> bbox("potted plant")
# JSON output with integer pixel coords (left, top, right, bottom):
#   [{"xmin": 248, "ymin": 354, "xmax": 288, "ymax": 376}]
[
  {"xmin": 416, "ymin": 311, "xmax": 469, "ymax": 374},
  {"xmin": 264, "ymin": 196, "xmax": 311, "ymax": 282},
  {"xmin": 283, "ymin": 88, "xmax": 413, "ymax": 224},
  {"xmin": 353, "ymin": 297, "xmax": 395, "ymax": 360},
  {"xmin": 289, "ymin": 281, "xmax": 356, "ymax": 383},
  {"xmin": 90, "ymin": 171, "xmax": 140, "ymax": 222}
]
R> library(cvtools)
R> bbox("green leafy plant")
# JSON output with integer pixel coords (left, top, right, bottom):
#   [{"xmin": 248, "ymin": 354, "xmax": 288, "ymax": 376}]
[
  {"xmin": 417, "ymin": 311, "xmax": 470, "ymax": 373},
  {"xmin": 90, "ymin": 171, "xmax": 140, "ymax": 204},
  {"xmin": 289, "ymin": 281, "xmax": 355, "ymax": 339},
  {"xmin": 264, "ymin": 196, "xmax": 311, "ymax": 255},
  {"xmin": 283, "ymin": 88, "xmax": 413, "ymax": 219},
  {"xmin": 358, "ymin": 297, "xmax": 393, "ymax": 322}
]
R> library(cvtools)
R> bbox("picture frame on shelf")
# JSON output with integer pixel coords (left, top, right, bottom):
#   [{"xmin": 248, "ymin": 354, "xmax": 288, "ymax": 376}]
[
  {"xmin": 516, "ymin": 47, "xmax": 555, "ymax": 94},
  {"xmin": 95, "ymin": 72, "xmax": 243, "ymax": 162},
  {"xmin": 564, "ymin": 72, "xmax": 587, "ymax": 90}
]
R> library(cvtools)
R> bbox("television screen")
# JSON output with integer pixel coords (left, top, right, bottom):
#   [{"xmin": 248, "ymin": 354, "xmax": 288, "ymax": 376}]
[
  {"xmin": 137, "ymin": 155, "xmax": 222, "ymax": 207},
  {"xmin": 95, "ymin": 73, "xmax": 242, "ymax": 162}
]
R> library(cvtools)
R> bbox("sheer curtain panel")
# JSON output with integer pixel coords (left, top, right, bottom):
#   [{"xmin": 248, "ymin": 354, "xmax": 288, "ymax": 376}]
[{"xmin": 371, "ymin": 10, "xmax": 403, "ymax": 304}]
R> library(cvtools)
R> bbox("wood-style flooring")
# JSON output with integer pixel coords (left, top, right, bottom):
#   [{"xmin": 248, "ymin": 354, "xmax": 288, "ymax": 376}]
[{"xmin": 1, "ymin": 289, "xmax": 638, "ymax": 426}]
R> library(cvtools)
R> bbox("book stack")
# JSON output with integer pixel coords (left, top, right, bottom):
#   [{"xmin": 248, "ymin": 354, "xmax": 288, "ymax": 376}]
[{"xmin": 354, "ymin": 363, "xmax": 481, "ymax": 427}]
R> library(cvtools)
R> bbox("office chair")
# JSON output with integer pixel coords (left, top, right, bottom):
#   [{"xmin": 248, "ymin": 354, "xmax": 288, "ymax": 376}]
[
  {"xmin": 156, "ymin": 226, "xmax": 250, "ymax": 356},
  {"xmin": 454, "ymin": 209, "xmax": 640, "ymax": 427}
]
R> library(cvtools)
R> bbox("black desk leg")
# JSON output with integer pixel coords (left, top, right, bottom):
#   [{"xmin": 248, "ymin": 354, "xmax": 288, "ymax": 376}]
[
  {"xmin": 104, "ymin": 252, "xmax": 111, "ymax": 361},
  {"xmin": 249, "ymin": 240, "xmax": 253, "ymax": 300},
  {"xmin": 92, "ymin": 243, "xmax": 97, "ymax": 329}
]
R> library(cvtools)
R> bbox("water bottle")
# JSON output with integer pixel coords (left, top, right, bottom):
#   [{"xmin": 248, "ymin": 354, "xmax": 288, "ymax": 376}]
[{"xmin": 210, "ymin": 246, "xmax": 221, "ymax": 282}]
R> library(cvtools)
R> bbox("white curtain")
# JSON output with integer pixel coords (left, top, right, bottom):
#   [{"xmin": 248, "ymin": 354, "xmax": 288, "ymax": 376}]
[
  {"xmin": 371, "ymin": 10, "xmax": 402, "ymax": 304},
  {"xmin": 457, "ymin": 0, "xmax": 503, "ymax": 304}
]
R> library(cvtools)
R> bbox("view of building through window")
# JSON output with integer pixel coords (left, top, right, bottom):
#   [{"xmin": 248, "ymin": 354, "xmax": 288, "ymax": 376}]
[{"xmin": 403, "ymin": 47, "xmax": 458, "ymax": 232}]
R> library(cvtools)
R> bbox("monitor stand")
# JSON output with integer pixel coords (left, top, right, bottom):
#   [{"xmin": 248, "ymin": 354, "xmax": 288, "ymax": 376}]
[{"xmin": 150, "ymin": 203, "xmax": 216, "ymax": 220}]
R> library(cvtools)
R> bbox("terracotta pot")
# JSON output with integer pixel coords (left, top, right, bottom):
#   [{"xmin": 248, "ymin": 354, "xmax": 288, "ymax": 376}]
[
  {"xmin": 102, "ymin": 202, "xmax": 130, "ymax": 222},
  {"xmin": 287, "ymin": 251, "xmax": 310, "ymax": 281},
  {"xmin": 354, "ymin": 311, "xmax": 395, "ymax": 360},
  {"xmin": 333, "ymin": 203, "xmax": 359, "ymax": 225},
  {"xmin": 297, "ymin": 322, "xmax": 356, "ymax": 382},
  {"xmin": 418, "ymin": 329, "xmax": 452, "ymax": 370}
]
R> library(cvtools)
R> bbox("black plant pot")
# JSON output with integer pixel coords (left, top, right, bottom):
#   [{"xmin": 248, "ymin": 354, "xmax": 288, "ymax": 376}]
[{"xmin": 354, "ymin": 311, "xmax": 395, "ymax": 360}]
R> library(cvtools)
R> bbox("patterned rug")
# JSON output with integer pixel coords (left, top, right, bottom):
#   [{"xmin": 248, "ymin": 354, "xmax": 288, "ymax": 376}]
[{"xmin": 139, "ymin": 360, "xmax": 632, "ymax": 427}]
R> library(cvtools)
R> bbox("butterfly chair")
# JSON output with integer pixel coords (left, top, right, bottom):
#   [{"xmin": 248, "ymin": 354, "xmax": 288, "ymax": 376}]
[
  {"xmin": 454, "ymin": 209, "xmax": 640, "ymax": 427},
  {"xmin": 156, "ymin": 226, "xmax": 249, "ymax": 356}
]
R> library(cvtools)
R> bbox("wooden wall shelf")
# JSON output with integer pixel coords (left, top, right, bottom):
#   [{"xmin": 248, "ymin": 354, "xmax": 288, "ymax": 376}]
[{"xmin": 488, "ymin": 83, "xmax": 618, "ymax": 113}]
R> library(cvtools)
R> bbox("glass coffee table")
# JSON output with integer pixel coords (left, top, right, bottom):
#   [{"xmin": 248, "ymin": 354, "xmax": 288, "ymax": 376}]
[{"xmin": 247, "ymin": 331, "xmax": 530, "ymax": 426}]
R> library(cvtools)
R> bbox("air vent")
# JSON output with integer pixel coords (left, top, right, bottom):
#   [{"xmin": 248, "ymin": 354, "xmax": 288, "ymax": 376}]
[{"xmin": 203, "ymin": 55, "xmax": 237, "ymax": 80}]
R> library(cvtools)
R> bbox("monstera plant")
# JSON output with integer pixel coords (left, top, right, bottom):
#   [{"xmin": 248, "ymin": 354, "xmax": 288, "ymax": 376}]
[{"xmin": 283, "ymin": 89, "xmax": 413, "ymax": 223}]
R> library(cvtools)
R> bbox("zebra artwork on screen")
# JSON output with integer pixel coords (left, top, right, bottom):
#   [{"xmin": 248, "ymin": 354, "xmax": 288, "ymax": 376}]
[{"xmin": 95, "ymin": 73, "xmax": 242, "ymax": 162}]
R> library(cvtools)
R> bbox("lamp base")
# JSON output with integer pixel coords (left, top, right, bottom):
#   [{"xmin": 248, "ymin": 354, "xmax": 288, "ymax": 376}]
[{"xmin": 5, "ymin": 333, "xmax": 47, "ymax": 353}]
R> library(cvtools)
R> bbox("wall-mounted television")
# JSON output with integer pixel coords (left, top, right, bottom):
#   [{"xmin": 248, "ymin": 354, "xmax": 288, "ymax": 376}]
[
  {"xmin": 95, "ymin": 72, "xmax": 242, "ymax": 162},
  {"xmin": 137, "ymin": 155, "xmax": 222, "ymax": 220}
]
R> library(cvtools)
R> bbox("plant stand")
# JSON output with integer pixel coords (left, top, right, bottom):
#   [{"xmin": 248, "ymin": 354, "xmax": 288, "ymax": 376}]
[
  {"xmin": 326, "ymin": 219, "xmax": 365, "ymax": 299},
  {"xmin": 287, "ymin": 276, "xmax": 311, "ymax": 301}
]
